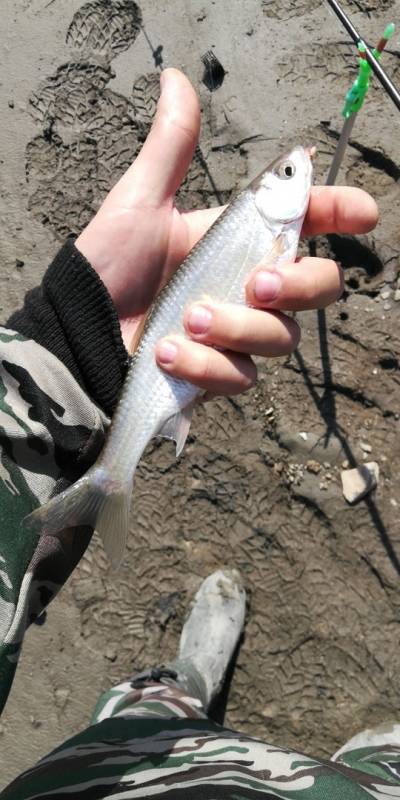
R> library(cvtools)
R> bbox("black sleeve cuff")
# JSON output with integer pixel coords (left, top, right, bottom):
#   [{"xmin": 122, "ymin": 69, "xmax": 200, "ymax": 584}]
[{"xmin": 6, "ymin": 238, "xmax": 129, "ymax": 417}]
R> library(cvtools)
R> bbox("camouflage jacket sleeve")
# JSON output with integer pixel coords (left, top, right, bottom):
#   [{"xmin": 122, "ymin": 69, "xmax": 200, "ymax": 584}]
[{"xmin": 0, "ymin": 239, "xmax": 129, "ymax": 714}]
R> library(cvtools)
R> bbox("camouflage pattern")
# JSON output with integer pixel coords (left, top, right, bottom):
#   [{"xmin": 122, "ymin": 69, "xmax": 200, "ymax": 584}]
[
  {"xmin": 2, "ymin": 677, "xmax": 400, "ymax": 799},
  {"xmin": 1, "ymin": 327, "xmax": 400, "ymax": 799},
  {"xmin": 0, "ymin": 327, "xmax": 107, "ymax": 714}
]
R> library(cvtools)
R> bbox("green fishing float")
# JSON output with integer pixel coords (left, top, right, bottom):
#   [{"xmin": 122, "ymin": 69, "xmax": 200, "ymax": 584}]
[{"xmin": 327, "ymin": 22, "xmax": 395, "ymax": 185}]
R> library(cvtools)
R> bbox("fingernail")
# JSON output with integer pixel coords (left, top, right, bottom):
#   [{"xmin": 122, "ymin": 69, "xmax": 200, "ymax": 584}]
[
  {"xmin": 254, "ymin": 271, "xmax": 282, "ymax": 302},
  {"xmin": 157, "ymin": 340, "xmax": 178, "ymax": 365},
  {"xmin": 188, "ymin": 305, "xmax": 212, "ymax": 334}
]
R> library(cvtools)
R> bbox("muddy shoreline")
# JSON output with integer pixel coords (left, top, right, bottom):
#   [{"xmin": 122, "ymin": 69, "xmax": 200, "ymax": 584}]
[{"xmin": 1, "ymin": 0, "xmax": 400, "ymax": 786}]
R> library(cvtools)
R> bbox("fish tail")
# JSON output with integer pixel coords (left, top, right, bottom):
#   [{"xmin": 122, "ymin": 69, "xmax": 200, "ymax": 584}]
[{"xmin": 24, "ymin": 466, "xmax": 132, "ymax": 569}]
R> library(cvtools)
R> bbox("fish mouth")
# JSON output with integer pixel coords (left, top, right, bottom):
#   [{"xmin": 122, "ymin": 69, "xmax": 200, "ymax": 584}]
[{"xmin": 305, "ymin": 145, "xmax": 317, "ymax": 160}]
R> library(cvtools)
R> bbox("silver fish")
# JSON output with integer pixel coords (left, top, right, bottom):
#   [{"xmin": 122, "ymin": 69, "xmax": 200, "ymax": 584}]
[{"xmin": 25, "ymin": 146, "xmax": 314, "ymax": 566}]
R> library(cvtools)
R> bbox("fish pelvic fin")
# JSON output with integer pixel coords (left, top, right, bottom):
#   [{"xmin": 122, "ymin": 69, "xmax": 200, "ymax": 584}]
[
  {"xmin": 157, "ymin": 401, "xmax": 196, "ymax": 457},
  {"xmin": 24, "ymin": 467, "xmax": 132, "ymax": 569}
]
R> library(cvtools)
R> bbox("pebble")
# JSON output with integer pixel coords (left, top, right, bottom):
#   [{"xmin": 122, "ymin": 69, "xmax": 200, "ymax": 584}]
[
  {"xmin": 360, "ymin": 441, "xmax": 372, "ymax": 453},
  {"xmin": 262, "ymin": 702, "xmax": 279, "ymax": 719},
  {"xmin": 394, "ymin": 289, "xmax": 400, "ymax": 302},
  {"xmin": 299, "ymin": 432, "xmax": 308, "ymax": 440},
  {"xmin": 55, "ymin": 688, "xmax": 70, "ymax": 709},
  {"xmin": 390, "ymin": 498, "xmax": 398, "ymax": 508},
  {"xmin": 381, "ymin": 289, "xmax": 391, "ymax": 300},
  {"xmin": 341, "ymin": 462, "xmax": 379, "ymax": 504},
  {"xmin": 105, "ymin": 646, "xmax": 117, "ymax": 662},
  {"xmin": 306, "ymin": 459, "xmax": 321, "ymax": 474}
]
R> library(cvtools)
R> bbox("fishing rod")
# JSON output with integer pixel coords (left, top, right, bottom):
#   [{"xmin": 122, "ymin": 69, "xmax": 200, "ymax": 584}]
[
  {"xmin": 325, "ymin": 0, "xmax": 400, "ymax": 113},
  {"xmin": 326, "ymin": 23, "xmax": 395, "ymax": 185}
]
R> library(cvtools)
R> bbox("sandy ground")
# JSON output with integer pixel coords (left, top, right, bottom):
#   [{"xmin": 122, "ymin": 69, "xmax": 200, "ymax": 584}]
[{"xmin": 1, "ymin": 0, "xmax": 400, "ymax": 788}]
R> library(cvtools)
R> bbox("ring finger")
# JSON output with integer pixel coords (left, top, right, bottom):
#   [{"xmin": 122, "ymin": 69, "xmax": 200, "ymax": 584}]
[{"xmin": 183, "ymin": 303, "xmax": 300, "ymax": 357}]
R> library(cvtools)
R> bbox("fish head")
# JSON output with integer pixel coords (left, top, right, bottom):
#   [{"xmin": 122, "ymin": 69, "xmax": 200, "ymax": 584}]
[{"xmin": 251, "ymin": 146, "xmax": 314, "ymax": 225}]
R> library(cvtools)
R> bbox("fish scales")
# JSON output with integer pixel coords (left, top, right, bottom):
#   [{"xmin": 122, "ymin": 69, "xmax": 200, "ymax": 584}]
[
  {"xmin": 107, "ymin": 192, "xmax": 279, "ymax": 472},
  {"xmin": 25, "ymin": 146, "xmax": 314, "ymax": 566}
]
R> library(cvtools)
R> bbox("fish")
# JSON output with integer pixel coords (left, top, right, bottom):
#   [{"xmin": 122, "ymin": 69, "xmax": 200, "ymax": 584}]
[{"xmin": 25, "ymin": 145, "xmax": 314, "ymax": 567}]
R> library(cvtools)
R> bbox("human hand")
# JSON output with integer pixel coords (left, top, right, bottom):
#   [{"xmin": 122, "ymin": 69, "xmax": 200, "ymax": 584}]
[{"xmin": 76, "ymin": 69, "xmax": 378, "ymax": 398}]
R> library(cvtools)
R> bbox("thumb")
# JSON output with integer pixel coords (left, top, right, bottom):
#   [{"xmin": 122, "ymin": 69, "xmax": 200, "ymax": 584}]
[{"xmin": 112, "ymin": 68, "xmax": 200, "ymax": 208}]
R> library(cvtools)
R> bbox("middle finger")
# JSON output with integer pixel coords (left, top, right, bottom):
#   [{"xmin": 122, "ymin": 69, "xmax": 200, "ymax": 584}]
[
  {"xmin": 246, "ymin": 256, "xmax": 344, "ymax": 311},
  {"xmin": 183, "ymin": 303, "xmax": 300, "ymax": 357}
]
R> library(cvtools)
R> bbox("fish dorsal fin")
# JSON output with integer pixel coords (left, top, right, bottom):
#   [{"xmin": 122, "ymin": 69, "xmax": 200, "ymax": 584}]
[
  {"xmin": 129, "ymin": 313, "xmax": 150, "ymax": 355},
  {"xmin": 158, "ymin": 402, "xmax": 195, "ymax": 457}
]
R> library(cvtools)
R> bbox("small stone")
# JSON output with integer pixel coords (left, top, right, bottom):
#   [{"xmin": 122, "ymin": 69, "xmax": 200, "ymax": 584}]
[
  {"xmin": 55, "ymin": 688, "xmax": 70, "ymax": 709},
  {"xmin": 360, "ymin": 441, "xmax": 372, "ymax": 453},
  {"xmin": 105, "ymin": 646, "xmax": 117, "ymax": 662},
  {"xmin": 390, "ymin": 498, "xmax": 398, "ymax": 507},
  {"xmin": 341, "ymin": 460, "xmax": 349, "ymax": 470},
  {"xmin": 299, "ymin": 432, "xmax": 308, "ymax": 440},
  {"xmin": 384, "ymin": 301, "xmax": 391, "ymax": 311},
  {"xmin": 273, "ymin": 462, "xmax": 284, "ymax": 475},
  {"xmin": 394, "ymin": 289, "xmax": 400, "ymax": 302},
  {"xmin": 306, "ymin": 459, "xmax": 321, "ymax": 474},
  {"xmin": 262, "ymin": 701, "xmax": 279, "ymax": 719},
  {"xmin": 8, "ymin": 100, "xmax": 14, "ymax": 109},
  {"xmin": 341, "ymin": 462, "xmax": 379, "ymax": 504},
  {"xmin": 381, "ymin": 289, "xmax": 391, "ymax": 300},
  {"xmin": 319, "ymin": 482, "xmax": 328, "ymax": 491},
  {"xmin": 15, "ymin": 259, "xmax": 24, "ymax": 269}
]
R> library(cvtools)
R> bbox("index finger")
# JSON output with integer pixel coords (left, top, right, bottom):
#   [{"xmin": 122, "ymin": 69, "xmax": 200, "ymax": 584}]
[{"xmin": 302, "ymin": 186, "xmax": 378, "ymax": 237}]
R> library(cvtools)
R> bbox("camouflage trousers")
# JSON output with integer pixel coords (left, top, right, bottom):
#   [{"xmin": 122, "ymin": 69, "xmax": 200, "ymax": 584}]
[{"xmin": 2, "ymin": 676, "xmax": 400, "ymax": 799}]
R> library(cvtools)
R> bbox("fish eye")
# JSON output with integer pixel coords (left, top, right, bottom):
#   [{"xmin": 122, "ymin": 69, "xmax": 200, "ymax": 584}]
[{"xmin": 274, "ymin": 160, "xmax": 296, "ymax": 180}]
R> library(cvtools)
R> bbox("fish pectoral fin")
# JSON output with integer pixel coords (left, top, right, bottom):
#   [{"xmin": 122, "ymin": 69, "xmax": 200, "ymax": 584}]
[
  {"xmin": 158, "ymin": 402, "xmax": 195, "ymax": 457},
  {"xmin": 265, "ymin": 233, "xmax": 286, "ymax": 263}
]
